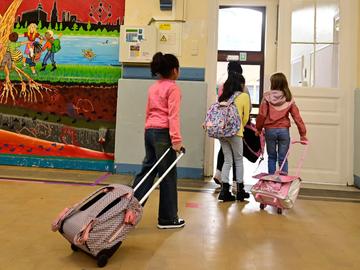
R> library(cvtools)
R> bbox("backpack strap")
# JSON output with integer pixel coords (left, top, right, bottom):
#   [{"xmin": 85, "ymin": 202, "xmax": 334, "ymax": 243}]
[{"xmin": 228, "ymin": 91, "xmax": 241, "ymax": 104}]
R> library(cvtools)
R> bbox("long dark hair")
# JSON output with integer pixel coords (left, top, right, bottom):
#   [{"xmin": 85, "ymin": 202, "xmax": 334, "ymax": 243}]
[
  {"xmin": 227, "ymin": 61, "xmax": 243, "ymax": 74},
  {"xmin": 270, "ymin": 72, "xmax": 292, "ymax": 101},
  {"xmin": 151, "ymin": 52, "xmax": 179, "ymax": 78},
  {"xmin": 218, "ymin": 72, "xmax": 244, "ymax": 102}
]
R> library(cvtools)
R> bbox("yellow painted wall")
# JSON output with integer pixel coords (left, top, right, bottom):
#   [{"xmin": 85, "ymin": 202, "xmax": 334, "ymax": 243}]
[
  {"xmin": 358, "ymin": 2, "xmax": 360, "ymax": 87},
  {"xmin": 356, "ymin": 20, "xmax": 360, "ymax": 180},
  {"xmin": 124, "ymin": 0, "xmax": 209, "ymax": 68},
  {"xmin": 355, "ymin": 3, "xmax": 360, "ymax": 179},
  {"xmin": 355, "ymin": 89, "xmax": 360, "ymax": 178}
]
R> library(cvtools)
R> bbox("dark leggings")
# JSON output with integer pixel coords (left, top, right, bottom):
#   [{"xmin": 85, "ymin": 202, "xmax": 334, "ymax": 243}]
[
  {"xmin": 216, "ymin": 147, "xmax": 236, "ymax": 180},
  {"xmin": 132, "ymin": 129, "xmax": 178, "ymax": 223}
]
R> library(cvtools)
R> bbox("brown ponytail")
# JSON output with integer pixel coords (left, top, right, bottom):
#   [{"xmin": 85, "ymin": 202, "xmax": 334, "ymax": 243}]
[{"xmin": 270, "ymin": 72, "xmax": 292, "ymax": 101}]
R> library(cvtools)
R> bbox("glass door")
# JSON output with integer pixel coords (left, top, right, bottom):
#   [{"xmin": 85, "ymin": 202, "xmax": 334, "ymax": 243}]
[{"xmin": 217, "ymin": 6, "xmax": 266, "ymax": 108}]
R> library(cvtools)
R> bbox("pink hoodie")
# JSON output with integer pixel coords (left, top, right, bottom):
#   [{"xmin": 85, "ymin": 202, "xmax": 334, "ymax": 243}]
[
  {"xmin": 256, "ymin": 90, "xmax": 306, "ymax": 136},
  {"xmin": 145, "ymin": 79, "xmax": 182, "ymax": 144}
]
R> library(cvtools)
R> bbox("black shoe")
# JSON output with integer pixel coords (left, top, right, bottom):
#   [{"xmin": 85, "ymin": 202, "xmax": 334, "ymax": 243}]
[
  {"xmin": 218, "ymin": 183, "xmax": 235, "ymax": 202},
  {"xmin": 51, "ymin": 64, "xmax": 57, "ymax": 72},
  {"xmin": 157, "ymin": 218, "xmax": 185, "ymax": 229},
  {"xmin": 40, "ymin": 65, "xmax": 46, "ymax": 71},
  {"xmin": 236, "ymin": 182, "xmax": 250, "ymax": 201}
]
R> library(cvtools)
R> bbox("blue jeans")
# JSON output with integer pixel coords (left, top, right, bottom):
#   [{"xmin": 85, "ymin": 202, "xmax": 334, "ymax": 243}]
[
  {"xmin": 265, "ymin": 128, "xmax": 290, "ymax": 174},
  {"xmin": 42, "ymin": 51, "xmax": 55, "ymax": 65},
  {"xmin": 132, "ymin": 129, "xmax": 178, "ymax": 223}
]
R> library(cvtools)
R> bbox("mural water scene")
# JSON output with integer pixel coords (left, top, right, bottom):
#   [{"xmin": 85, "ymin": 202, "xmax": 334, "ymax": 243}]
[{"xmin": 0, "ymin": 0, "xmax": 124, "ymax": 171}]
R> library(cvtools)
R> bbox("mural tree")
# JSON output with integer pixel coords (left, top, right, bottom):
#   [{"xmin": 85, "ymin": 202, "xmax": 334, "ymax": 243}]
[{"xmin": 0, "ymin": 0, "xmax": 50, "ymax": 104}]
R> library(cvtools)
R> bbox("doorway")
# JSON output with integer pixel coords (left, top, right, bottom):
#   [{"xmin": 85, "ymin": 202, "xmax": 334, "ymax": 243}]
[
  {"xmin": 214, "ymin": 5, "xmax": 269, "ymax": 185},
  {"xmin": 208, "ymin": 0, "xmax": 358, "ymax": 185}
]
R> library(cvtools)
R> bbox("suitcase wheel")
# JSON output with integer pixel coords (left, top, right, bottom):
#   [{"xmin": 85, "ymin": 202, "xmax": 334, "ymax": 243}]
[
  {"xmin": 96, "ymin": 241, "xmax": 122, "ymax": 267},
  {"xmin": 259, "ymin": 203, "xmax": 265, "ymax": 210},
  {"xmin": 97, "ymin": 253, "xmax": 108, "ymax": 268},
  {"xmin": 277, "ymin": 208, "xmax": 283, "ymax": 215},
  {"xmin": 71, "ymin": 244, "xmax": 79, "ymax": 252}
]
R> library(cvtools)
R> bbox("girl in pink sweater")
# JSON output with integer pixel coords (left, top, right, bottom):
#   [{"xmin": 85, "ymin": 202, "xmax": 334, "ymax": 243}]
[
  {"xmin": 132, "ymin": 52, "xmax": 185, "ymax": 229},
  {"xmin": 256, "ymin": 73, "xmax": 307, "ymax": 175}
]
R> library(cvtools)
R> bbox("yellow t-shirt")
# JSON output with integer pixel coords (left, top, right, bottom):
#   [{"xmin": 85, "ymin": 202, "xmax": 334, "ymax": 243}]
[{"xmin": 234, "ymin": 92, "xmax": 250, "ymax": 137}]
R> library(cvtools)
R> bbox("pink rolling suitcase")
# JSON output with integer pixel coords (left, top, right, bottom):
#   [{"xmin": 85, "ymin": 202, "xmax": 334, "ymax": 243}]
[
  {"xmin": 251, "ymin": 140, "xmax": 309, "ymax": 214},
  {"xmin": 51, "ymin": 147, "xmax": 185, "ymax": 267}
]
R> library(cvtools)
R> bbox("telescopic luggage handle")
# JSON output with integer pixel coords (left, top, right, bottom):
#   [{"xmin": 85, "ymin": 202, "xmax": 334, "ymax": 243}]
[
  {"xmin": 133, "ymin": 147, "xmax": 185, "ymax": 205},
  {"xmin": 277, "ymin": 140, "xmax": 309, "ymax": 177}
]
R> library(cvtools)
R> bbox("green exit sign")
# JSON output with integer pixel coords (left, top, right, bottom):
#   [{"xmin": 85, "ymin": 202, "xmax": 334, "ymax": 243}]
[{"xmin": 240, "ymin": 52, "xmax": 247, "ymax": 61}]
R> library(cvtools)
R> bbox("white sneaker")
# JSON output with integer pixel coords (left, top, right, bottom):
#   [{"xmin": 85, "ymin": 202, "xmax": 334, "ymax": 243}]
[{"xmin": 157, "ymin": 218, "xmax": 185, "ymax": 229}]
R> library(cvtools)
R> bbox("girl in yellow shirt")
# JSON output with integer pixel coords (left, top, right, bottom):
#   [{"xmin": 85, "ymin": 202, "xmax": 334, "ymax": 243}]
[{"xmin": 218, "ymin": 72, "xmax": 250, "ymax": 202}]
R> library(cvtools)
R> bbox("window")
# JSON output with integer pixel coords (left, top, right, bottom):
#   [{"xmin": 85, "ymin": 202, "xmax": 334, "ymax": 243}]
[
  {"xmin": 218, "ymin": 7, "xmax": 263, "ymax": 52},
  {"xmin": 290, "ymin": 0, "xmax": 339, "ymax": 88}
]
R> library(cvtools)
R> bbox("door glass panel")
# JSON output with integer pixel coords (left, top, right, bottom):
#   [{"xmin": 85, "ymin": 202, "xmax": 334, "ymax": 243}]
[
  {"xmin": 244, "ymin": 65, "xmax": 261, "ymax": 105},
  {"xmin": 291, "ymin": 1, "xmax": 315, "ymax": 42},
  {"xmin": 218, "ymin": 8, "xmax": 263, "ymax": 51},
  {"xmin": 290, "ymin": 0, "xmax": 339, "ymax": 88},
  {"xmin": 217, "ymin": 62, "xmax": 261, "ymax": 105},
  {"xmin": 314, "ymin": 44, "xmax": 339, "ymax": 87},
  {"xmin": 316, "ymin": 1, "xmax": 339, "ymax": 42},
  {"xmin": 291, "ymin": 44, "xmax": 314, "ymax": 87}
]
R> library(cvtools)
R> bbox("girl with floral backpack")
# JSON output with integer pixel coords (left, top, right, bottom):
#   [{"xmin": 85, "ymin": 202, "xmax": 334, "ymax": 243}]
[{"xmin": 205, "ymin": 71, "xmax": 250, "ymax": 202}]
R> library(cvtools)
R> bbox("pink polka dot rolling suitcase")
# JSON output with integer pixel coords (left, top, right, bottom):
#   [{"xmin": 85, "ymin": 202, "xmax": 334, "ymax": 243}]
[
  {"xmin": 51, "ymin": 147, "xmax": 185, "ymax": 267},
  {"xmin": 251, "ymin": 140, "xmax": 309, "ymax": 214}
]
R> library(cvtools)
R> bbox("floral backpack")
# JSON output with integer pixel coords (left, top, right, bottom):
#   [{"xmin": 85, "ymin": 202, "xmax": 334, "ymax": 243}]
[{"xmin": 204, "ymin": 92, "xmax": 241, "ymax": 138}]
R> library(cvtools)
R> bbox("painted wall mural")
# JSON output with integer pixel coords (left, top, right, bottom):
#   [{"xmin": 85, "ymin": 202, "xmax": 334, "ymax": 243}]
[{"xmin": 0, "ymin": 0, "xmax": 124, "ymax": 171}]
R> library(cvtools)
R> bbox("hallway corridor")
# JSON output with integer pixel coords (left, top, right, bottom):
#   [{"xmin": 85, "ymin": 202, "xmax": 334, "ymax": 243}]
[{"xmin": 0, "ymin": 177, "xmax": 359, "ymax": 270}]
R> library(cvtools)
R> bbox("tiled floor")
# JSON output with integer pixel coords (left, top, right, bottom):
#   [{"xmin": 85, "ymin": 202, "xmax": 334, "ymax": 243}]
[{"xmin": 0, "ymin": 175, "xmax": 359, "ymax": 270}]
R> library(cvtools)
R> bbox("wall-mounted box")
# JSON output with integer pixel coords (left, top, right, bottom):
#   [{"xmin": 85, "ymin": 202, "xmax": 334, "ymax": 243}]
[
  {"xmin": 119, "ymin": 25, "xmax": 157, "ymax": 63},
  {"xmin": 120, "ymin": 23, "xmax": 182, "ymax": 64}
]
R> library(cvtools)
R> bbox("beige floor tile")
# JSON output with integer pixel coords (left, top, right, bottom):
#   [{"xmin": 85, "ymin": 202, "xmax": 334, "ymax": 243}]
[{"xmin": 0, "ymin": 181, "xmax": 359, "ymax": 270}]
